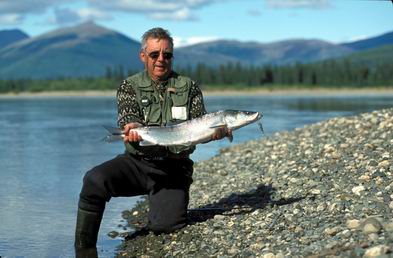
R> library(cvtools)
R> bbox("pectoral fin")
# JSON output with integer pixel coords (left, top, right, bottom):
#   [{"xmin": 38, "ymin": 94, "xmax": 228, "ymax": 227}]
[
  {"xmin": 227, "ymin": 134, "xmax": 233, "ymax": 143},
  {"xmin": 209, "ymin": 123, "xmax": 226, "ymax": 129},
  {"xmin": 139, "ymin": 140, "xmax": 157, "ymax": 146}
]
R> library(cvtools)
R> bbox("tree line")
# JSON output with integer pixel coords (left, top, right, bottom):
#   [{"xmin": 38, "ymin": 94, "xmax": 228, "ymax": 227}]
[
  {"xmin": 176, "ymin": 59, "xmax": 393, "ymax": 88},
  {"xmin": 0, "ymin": 59, "xmax": 392, "ymax": 93}
]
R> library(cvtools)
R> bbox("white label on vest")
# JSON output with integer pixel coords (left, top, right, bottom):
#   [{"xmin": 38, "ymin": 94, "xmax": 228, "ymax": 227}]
[{"xmin": 171, "ymin": 106, "xmax": 187, "ymax": 120}]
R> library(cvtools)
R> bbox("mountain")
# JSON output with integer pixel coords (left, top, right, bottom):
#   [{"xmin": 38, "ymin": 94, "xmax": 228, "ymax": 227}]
[
  {"xmin": 0, "ymin": 29, "xmax": 29, "ymax": 49},
  {"xmin": 176, "ymin": 39, "xmax": 354, "ymax": 67},
  {"xmin": 0, "ymin": 22, "xmax": 392, "ymax": 79},
  {"xmin": 341, "ymin": 31, "xmax": 393, "ymax": 51},
  {"xmin": 0, "ymin": 22, "xmax": 142, "ymax": 79}
]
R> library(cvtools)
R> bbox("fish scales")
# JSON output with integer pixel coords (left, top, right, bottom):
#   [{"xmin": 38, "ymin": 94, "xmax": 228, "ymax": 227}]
[{"xmin": 103, "ymin": 110, "xmax": 262, "ymax": 147}]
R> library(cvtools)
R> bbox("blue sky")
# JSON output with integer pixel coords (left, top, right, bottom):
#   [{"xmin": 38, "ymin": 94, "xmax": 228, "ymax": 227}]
[{"xmin": 0, "ymin": 0, "xmax": 392, "ymax": 47}]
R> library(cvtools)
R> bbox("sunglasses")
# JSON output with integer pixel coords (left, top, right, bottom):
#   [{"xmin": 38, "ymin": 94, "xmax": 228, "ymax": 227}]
[{"xmin": 147, "ymin": 51, "xmax": 173, "ymax": 60}]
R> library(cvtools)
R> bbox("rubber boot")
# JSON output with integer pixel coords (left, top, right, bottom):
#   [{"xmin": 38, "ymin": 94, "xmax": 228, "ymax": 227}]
[
  {"xmin": 74, "ymin": 208, "xmax": 103, "ymax": 249},
  {"xmin": 75, "ymin": 247, "xmax": 98, "ymax": 258}
]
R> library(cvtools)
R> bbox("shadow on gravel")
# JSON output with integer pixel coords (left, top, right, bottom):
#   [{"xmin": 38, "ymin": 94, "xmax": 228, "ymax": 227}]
[
  {"xmin": 187, "ymin": 184, "xmax": 304, "ymax": 224},
  {"xmin": 123, "ymin": 184, "xmax": 305, "ymax": 241}
]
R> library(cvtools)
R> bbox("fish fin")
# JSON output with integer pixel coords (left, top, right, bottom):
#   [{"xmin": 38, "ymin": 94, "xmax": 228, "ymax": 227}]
[
  {"xmin": 103, "ymin": 125, "xmax": 122, "ymax": 135},
  {"xmin": 139, "ymin": 140, "xmax": 157, "ymax": 146},
  {"xmin": 227, "ymin": 134, "xmax": 233, "ymax": 143},
  {"xmin": 209, "ymin": 124, "xmax": 226, "ymax": 129},
  {"xmin": 102, "ymin": 135, "xmax": 123, "ymax": 143}
]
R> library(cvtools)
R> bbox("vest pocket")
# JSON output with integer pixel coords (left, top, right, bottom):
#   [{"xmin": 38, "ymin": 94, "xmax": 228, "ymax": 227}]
[
  {"xmin": 170, "ymin": 83, "xmax": 189, "ymax": 121},
  {"xmin": 170, "ymin": 83, "xmax": 189, "ymax": 106},
  {"xmin": 140, "ymin": 90, "xmax": 161, "ymax": 125}
]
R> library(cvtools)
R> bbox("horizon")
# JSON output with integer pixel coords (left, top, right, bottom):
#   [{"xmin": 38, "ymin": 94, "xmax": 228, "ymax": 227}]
[
  {"xmin": 2, "ymin": 19, "xmax": 393, "ymax": 48},
  {"xmin": 0, "ymin": 0, "xmax": 392, "ymax": 47}
]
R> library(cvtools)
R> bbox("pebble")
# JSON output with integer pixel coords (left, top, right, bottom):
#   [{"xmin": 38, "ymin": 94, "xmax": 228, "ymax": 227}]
[
  {"xmin": 363, "ymin": 245, "xmax": 391, "ymax": 258},
  {"xmin": 118, "ymin": 108, "xmax": 393, "ymax": 257},
  {"xmin": 363, "ymin": 217, "xmax": 383, "ymax": 234},
  {"xmin": 352, "ymin": 185, "xmax": 365, "ymax": 195},
  {"xmin": 347, "ymin": 219, "xmax": 361, "ymax": 229}
]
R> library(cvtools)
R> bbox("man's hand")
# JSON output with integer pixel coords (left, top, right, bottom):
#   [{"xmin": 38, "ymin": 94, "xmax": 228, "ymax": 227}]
[
  {"xmin": 211, "ymin": 126, "xmax": 232, "ymax": 141},
  {"xmin": 123, "ymin": 122, "xmax": 143, "ymax": 143}
]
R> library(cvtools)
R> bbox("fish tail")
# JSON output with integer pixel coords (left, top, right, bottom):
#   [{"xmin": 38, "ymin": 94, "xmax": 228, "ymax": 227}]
[
  {"xmin": 101, "ymin": 135, "xmax": 123, "ymax": 143},
  {"xmin": 103, "ymin": 125, "xmax": 123, "ymax": 134},
  {"xmin": 102, "ymin": 125, "xmax": 124, "ymax": 143}
]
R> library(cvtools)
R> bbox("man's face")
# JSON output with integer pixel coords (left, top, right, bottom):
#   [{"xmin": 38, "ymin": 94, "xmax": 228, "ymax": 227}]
[{"xmin": 140, "ymin": 38, "xmax": 173, "ymax": 82}]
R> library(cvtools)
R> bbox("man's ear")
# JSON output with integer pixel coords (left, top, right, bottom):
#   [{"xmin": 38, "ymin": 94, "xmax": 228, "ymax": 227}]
[{"xmin": 139, "ymin": 51, "xmax": 146, "ymax": 63}]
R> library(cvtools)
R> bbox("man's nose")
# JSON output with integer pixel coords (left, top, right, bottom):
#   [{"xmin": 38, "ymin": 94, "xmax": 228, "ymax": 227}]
[{"xmin": 157, "ymin": 52, "xmax": 165, "ymax": 61}]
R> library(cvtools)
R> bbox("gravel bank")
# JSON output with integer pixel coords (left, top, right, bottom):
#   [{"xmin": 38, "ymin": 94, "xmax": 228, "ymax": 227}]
[{"xmin": 116, "ymin": 108, "xmax": 393, "ymax": 258}]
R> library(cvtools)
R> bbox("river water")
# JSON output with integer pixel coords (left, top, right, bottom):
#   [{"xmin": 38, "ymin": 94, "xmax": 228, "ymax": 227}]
[{"xmin": 0, "ymin": 94, "xmax": 392, "ymax": 258}]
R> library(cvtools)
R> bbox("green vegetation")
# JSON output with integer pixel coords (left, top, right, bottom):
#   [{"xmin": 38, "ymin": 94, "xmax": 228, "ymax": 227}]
[
  {"xmin": 0, "ymin": 58, "xmax": 392, "ymax": 93},
  {"xmin": 177, "ymin": 58, "xmax": 393, "ymax": 88}
]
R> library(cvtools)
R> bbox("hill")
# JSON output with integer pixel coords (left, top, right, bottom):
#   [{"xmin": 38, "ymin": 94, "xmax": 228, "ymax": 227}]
[
  {"xmin": 341, "ymin": 31, "xmax": 393, "ymax": 51},
  {"xmin": 0, "ymin": 29, "xmax": 29, "ymax": 49},
  {"xmin": 0, "ymin": 22, "xmax": 142, "ymax": 79},
  {"xmin": 176, "ymin": 39, "xmax": 354, "ymax": 67}
]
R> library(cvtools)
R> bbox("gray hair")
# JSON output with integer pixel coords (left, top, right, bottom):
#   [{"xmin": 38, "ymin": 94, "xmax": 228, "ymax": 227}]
[{"xmin": 141, "ymin": 27, "xmax": 174, "ymax": 51}]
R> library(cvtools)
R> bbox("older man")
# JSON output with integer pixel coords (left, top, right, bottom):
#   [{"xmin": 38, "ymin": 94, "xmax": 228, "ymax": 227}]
[{"xmin": 74, "ymin": 27, "xmax": 229, "ymax": 250}]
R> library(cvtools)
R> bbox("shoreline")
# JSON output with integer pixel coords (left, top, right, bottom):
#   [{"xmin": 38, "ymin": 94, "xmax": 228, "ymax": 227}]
[{"xmin": 1, "ymin": 87, "xmax": 393, "ymax": 98}]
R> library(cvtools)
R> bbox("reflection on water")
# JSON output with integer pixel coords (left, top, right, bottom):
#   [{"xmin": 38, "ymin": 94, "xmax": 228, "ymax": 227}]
[
  {"xmin": 0, "ymin": 94, "xmax": 392, "ymax": 258},
  {"xmin": 288, "ymin": 96, "xmax": 393, "ymax": 112}
]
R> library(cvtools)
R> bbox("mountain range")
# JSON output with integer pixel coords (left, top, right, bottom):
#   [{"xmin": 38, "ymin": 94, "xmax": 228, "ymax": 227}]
[{"xmin": 0, "ymin": 22, "xmax": 392, "ymax": 79}]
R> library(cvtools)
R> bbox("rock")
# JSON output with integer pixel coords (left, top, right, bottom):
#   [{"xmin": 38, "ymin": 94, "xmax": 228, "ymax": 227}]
[
  {"xmin": 378, "ymin": 160, "xmax": 390, "ymax": 169},
  {"xmin": 352, "ymin": 185, "xmax": 366, "ymax": 195},
  {"xmin": 363, "ymin": 245, "xmax": 391, "ymax": 258},
  {"xmin": 346, "ymin": 219, "xmax": 361, "ymax": 230},
  {"xmin": 324, "ymin": 227, "xmax": 341, "ymax": 236},
  {"xmin": 384, "ymin": 221, "xmax": 393, "ymax": 232},
  {"xmin": 363, "ymin": 217, "xmax": 383, "ymax": 234},
  {"xmin": 262, "ymin": 253, "xmax": 276, "ymax": 258},
  {"xmin": 108, "ymin": 231, "xmax": 119, "ymax": 238}
]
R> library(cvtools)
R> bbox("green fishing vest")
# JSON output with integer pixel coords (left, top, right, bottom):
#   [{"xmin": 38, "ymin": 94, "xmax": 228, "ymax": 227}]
[{"xmin": 124, "ymin": 70, "xmax": 196, "ymax": 157}]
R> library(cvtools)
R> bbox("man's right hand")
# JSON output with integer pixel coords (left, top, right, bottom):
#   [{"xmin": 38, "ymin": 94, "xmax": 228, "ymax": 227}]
[{"xmin": 122, "ymin": 122, "xmax": 143, "ymax": 143}]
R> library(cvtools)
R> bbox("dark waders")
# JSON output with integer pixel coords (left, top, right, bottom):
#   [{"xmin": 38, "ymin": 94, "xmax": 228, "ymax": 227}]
[{"xmin": 74, "ymin": 153, "xmax": 193, "ymax": 254}]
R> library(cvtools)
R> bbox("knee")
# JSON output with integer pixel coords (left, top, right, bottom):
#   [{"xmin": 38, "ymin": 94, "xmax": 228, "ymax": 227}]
[
  {"xmin": 80, "ymin": 167, "xmax": 109, "ymax": 200},
  {"xmin": 83, "ymin": 168, "xmax": 103, "ymax": 190}
]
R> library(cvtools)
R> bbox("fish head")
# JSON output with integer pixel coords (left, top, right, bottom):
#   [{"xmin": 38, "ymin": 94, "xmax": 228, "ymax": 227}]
[{"xmin": 223, "ymin": 110, "xmax": 261, "ymax": 130}]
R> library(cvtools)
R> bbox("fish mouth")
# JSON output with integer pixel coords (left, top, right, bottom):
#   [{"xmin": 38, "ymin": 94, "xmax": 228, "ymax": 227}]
[{"xmin": 250, "ymin": 111, "xmax": 262, "ymax": 122}]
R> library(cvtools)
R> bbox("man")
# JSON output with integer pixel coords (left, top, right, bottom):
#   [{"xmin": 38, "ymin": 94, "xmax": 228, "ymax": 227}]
[{"xmin": 75, "ymin": 27, "xmax": 229, "ymax": 250}]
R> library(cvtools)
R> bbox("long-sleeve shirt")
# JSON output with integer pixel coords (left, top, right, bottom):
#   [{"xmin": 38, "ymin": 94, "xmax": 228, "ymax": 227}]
[{"xmin": 116, "ymin": 78, "xmax": 207, "ymax": 129}]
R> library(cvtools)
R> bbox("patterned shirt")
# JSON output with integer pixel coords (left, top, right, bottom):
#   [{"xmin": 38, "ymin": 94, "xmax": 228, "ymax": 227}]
[{"xmin": 116, "ymin": 76, "xmax": 207, "ymax": 129}]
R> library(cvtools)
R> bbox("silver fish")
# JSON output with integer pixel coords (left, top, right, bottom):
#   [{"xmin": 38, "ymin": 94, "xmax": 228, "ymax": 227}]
[{"xmin": 103, "ymin": 110, "xmax": 262, "ymax": 147}]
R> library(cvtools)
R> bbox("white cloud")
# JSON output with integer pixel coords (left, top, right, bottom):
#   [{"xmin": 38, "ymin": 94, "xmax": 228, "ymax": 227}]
[
  {"xmin": 173, "ymin": 36, "xmax": 219, "ymax": 47},
  {"xmin": 149, "ymin": 8, "xmax": 197, "ymax": 21},
  {"xmin": 0, "ymin": 0, "xmax": 71, "ymax": 25},
  {"xmin": 265, "ymin": 0, "xmax": 330, "ymax": 9},
  {"xmin": 0, "ymin": 14, "xmax": 23, "ymax": 25},
  {"xmin": 0, "ymin": 0, "xmax": 69, "ymax": 15},
  {"xmin": 53, "ymin": 8, "xmax": 83, "ymax": 25},
  {"xmin": 48, "ymin": 7, "xmax": 112, "ymax": 25},
  {"xmin": 78, "ymin": 8, "xmax": 112, "ymax": 20},
  {"xmin": 86, "ymin": 0, "xmax": 224, "ymax": 21},
  {"xmin": 0, "ymin": 0, "xmax": 227, "ymax": 24}
]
